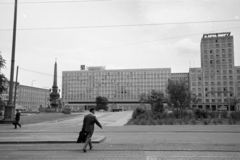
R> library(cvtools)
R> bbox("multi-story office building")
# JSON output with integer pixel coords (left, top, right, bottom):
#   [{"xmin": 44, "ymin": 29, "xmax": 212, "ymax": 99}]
[
  {"xmin": 62, "ymin": 67, "xmax": 171, "ymax": 110},
  {"xmin": 1, "ymin": 82, "xmax": 50, "ymax": 111},
  {"xmin": 171, "ymin": 73, "xmax": 189, "ymax": 84},
  {"xmin": 62, "ymin": 32, "xmax": 240, "ymax": 111},
  {"xmin": 189, "ymin": 32, "xmax": 240, "ymax": 111}
]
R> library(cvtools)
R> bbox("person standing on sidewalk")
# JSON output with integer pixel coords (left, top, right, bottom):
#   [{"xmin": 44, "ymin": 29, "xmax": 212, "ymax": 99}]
[
  {"xmin": 82, "ymin": 108, "xmax": 102, "ymax": 153},
  {"xmin": 14, "ymin": 110, "xmax": 21, "ymax": 129}
]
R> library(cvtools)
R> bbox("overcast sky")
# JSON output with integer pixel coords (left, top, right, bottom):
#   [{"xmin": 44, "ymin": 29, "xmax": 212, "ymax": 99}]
[{"xmin": 0, "ymin": 0, "xmax": 240, "ymax": 91}]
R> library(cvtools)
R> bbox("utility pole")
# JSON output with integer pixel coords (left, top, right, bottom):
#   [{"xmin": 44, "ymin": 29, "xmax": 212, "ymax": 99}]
[
  {"xmin": 1, "ymin": 0, "xmax": 18, "ymax": 123},
  {"xmin": 14, "ymin": 66, "xmax": 19, "ymax": 105}
]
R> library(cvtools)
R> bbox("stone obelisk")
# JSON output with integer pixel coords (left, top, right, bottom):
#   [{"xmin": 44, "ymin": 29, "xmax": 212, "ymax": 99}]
[{"xmin": 49, "ymin": 59, "xmax": 60, "ymax": 108}]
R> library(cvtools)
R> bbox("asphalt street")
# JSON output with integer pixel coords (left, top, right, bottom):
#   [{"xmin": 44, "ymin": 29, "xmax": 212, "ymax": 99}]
[{"xmin": 0, "ymin": 111, "xmax": 240, "ymax": 159}]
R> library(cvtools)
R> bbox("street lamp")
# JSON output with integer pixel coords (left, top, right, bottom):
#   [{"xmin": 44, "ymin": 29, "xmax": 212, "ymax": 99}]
[
  {"xmin": 31, "ymin": 80, "xmax": 35, "ymax": 110},
  {"xmin": 1, "ymin": 0, "xmax": 18, "ymax": 124}
]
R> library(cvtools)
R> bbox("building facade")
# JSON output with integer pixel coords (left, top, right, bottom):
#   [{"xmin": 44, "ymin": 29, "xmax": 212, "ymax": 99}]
[
  {"xmin": 62, "ymin": 32, "xmax": 240, "ymax": 111},
  {"xmin": 62, "ymin": 68, "xmax": 171, "ymax": 111},
  {"xmin": 1, "ymin": 82, "xmax": 50, "ymax": 111},
  {"xmin": 189, "ymin": 32, "xmax": 240, "ymax": 111}
]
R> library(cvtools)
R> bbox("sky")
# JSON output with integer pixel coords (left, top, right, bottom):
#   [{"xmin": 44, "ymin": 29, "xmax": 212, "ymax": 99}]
[{"xmin": 0, "ymin": 0, "xmax": 240, "ymax": 92}]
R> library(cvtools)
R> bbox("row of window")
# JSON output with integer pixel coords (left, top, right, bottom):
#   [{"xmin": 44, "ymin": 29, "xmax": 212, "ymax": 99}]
[
  {"xmin": 204, "ymin": 53, "xmax": 232, "ymax": 59},
  {"xmin": 64, "ymin": 71, "xmax": 171, "ymax": 77},
  {"xmin": 204, "ymin": 48, "xmax": 232, "ymax": 54},
  {"xmin": 203, "ymin": 43, "xmax": 232, "ymax": 49},
  {"xmin": 202, "ymin": 38, "xmax": 232, "ymax": 44}
]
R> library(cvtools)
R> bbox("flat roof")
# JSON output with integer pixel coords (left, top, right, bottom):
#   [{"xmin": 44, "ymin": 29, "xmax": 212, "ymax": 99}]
[{"xmin": 202, "ymin": 32, "xmax": 231, "ymax": 38}]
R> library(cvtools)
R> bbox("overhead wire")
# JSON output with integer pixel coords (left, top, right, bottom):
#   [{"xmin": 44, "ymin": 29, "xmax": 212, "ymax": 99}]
[
  {"xmin": 0, "ymin": 19, "xmax": 240, "ymax": 31},
  {"xmin": 17, "ymin": 25, "xmax": 240, "ymax": 61},
  {"xmin": 0, "ymin": 0, "xmax": 112, "ymax": 5},
  {"xmin": 19, "ymin": 67, "xmax": 62, "ymax": 78}
]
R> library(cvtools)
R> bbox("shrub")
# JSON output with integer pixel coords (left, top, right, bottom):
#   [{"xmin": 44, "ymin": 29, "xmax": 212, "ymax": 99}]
[
  {"xmin": 207, "ymin": 112, "xmax": 215, "ymax": 118},
  {"xmin": 220, "ymin": 111, "xmax": 228, "ymax": 118},
  {"xmin": 183, "ymin": 118, "xmax": 189, "ymax": 124},
  {"xmin": 191, "ymin": 119, "xmax": 197, "ymax": 125},
  {"xmin": 228, "ymin": 118, "xmax": 233, "ymax": 125},
  {"xmin": 230, "ymin": 111, "xmax": 240, "ymax": 121},
  {"xmin": 177, "ymin": 119, "xmax": 183, "ymax": 125},
  {"xmin": 217, "ymin": 118, "xmax": 223, "ymax": 124},
  {"xmin": 157, "ymin": 119, "xmax": 163, "ymax": 125},
  {"xmin": 132, "ymin": 107, "xmax": 146, "ymax": 119},
  {"xmin": 194, "ymin": 109, "xmax": 208, "ymax": 119},
  {"xmin": 203, "ymin": 119, "xmax": 210, "ymax": 125},
  {"xmin": 212, "ymin": 119, "xmax": 218, "ymax": 125}
]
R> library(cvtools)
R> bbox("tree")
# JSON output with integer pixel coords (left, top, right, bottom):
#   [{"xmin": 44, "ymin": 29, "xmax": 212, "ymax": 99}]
[
  {"xmin": 139, "ymin": 90, "xmax": 165, "ymax": 113},
  {"xmin": 0, "ymin": 54, "xmax": 8, "ymax": 94},
  {"xmin": 0, "ymin": 54, "xmax": 8, "ymax": 112},
  {"xmin": 96, "ymin": 96, "xmax": 108, "ymax": 111},
  {"xmin": 228, "ymin": 97, "xmax": 240, "ymax": 111},
  {"xmin": 166, "ymin": 79, "xmax": 192, "ymax": 113}
]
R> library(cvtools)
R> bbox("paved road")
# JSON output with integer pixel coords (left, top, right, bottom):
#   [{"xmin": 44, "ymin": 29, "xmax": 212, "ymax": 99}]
[
  {"xmin": 1, "ymin": 111, "xmax": 240, "ymax": 159},
  {"xmin": 0, "ymin": 143, "xmax": 240, "ymax": 160}
]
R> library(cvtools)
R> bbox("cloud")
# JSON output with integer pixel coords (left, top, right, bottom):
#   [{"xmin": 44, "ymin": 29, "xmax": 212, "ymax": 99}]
[{"xmin": 173, "ymin": 38, "xmax": 199, "ymax": 56}]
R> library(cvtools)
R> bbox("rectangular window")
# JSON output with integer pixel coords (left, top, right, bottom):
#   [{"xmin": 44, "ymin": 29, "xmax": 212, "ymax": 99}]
[{"xmin": 222, "ymin": 49, "xmax": 225, "ymax": 53}]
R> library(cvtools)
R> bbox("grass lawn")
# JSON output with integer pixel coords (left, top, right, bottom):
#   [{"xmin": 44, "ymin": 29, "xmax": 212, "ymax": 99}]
[{"xmin": 18, "ymin": 113, "xmax": 83, "ymax": 125}]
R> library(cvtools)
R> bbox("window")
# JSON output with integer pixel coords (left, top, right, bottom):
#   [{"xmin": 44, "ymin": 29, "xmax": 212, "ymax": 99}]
[
  {"xmin": 216, "ymin": 44, "xmax": 219, "ymax": 48},
  {"xmin": 229, "ymin": 59, "xmax": 232, "ymax": 63},
  {"xmin": 204, "ymin": 50, "xmax": 207, "ymax": 54},
  {"xmin": 210, "ymin": 50, "xmax": 213, "ymax": 53},
  {"xmin": 228, "ymin": 43, "xmax": 232, "ymax": 47},
  {"xmin": 216, "ymin": 49, "xmax": 219, "ymax": 53},
  {"xmin": 229, "ymin": 70, "xmax": 232, "ymax": 74},
  {"xmin": 228, "ymin": 48, "xmax": 232, "ymax": 53},
  {"xmin": 222, "ymin": 49, "xmax": 225, "ymax": 53}
]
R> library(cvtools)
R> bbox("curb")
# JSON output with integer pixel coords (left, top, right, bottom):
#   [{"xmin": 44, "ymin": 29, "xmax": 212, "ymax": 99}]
[{"xmin": 0, "ymin": 136, "xmax": 106, "ymax": 144}]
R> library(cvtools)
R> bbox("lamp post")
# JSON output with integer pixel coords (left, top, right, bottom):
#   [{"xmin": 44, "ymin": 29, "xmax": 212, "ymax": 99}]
[
  {"xmin": 31, "ymin": 80, "xmax": 35, "ymax": 110},
  {"xmin": 1, "ymin": 0, "xmax": 18, "ymax": 123}
]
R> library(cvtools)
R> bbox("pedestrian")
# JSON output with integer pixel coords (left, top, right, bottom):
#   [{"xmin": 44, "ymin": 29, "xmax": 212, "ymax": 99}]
[
  {"xmin": 82, "ymin": 108, "xmax": 102, "ymax": 153},
  {"xmin": 14, "ymin": 110, "xmax": 21, "ymax": 129}
]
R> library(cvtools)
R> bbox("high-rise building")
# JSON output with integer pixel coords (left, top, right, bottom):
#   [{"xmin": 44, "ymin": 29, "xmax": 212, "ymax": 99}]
[
  {"xmin": 190, "ymin": 32, "xmax": 239, "ymax": 111},
  {"xmin": 62, "ymin": 32, "xmax": 240, "ymax": 111}
]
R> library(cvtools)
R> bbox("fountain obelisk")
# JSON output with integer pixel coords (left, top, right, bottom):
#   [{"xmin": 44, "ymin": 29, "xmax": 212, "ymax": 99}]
[{"xmin": 49, "ymin": 59, "xmax": 60, "ymax": 109}]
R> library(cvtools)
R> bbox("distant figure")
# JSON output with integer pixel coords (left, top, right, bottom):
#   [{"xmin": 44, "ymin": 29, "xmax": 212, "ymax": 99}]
[
  {"xmin": 82, "ymin": 108, "xmax": 102, "ymax": 153},
  {"xmin": 14, "ymin": 110, "xmax": 21, "ymax": 129}
]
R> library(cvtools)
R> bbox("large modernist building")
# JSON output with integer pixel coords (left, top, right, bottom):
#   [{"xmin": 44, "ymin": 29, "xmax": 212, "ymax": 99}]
[
  {"xmin": 1, "ymin": 82, "xmax": 50, "ymax": 111},
  {"xmin": 190, "ymin": 32, "xmax": 240, "ymax": 111},
  {"xmin": 62, "ymin": 67, "xmax": 171, "ymax": 110},
  {"xmin": 62, "ymin": 32, "xmax": 240, "ymax": 111}
]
